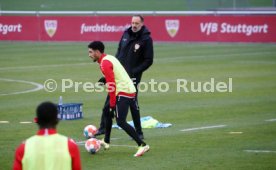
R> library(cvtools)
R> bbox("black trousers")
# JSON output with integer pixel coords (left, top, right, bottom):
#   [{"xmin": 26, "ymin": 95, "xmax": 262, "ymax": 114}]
[
  {"xmin": 104, "ymin": 96, "xmax": 145, "ymax": 146},
  {"xmin": 99, "ymin": 77, "xmax": 143, "ymax": 135}
]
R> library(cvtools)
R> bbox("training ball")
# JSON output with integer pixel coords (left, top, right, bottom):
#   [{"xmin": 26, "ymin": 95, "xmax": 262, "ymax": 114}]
[
  {"xmin": 85, "ymin": 138, "xmax": 101, "ymax": 154},
  {"xmin": 83, "ymin": 125, "xmax": 98, "ymax": 138}
]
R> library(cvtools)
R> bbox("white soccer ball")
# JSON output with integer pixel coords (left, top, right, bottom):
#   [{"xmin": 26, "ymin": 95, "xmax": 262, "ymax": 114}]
[
  {"xmin": 85, "ymin": 138, "xmax": 101, "ymax": 154},
  {"xmin": 83, "ymin": 125, "xmax": 98, "ymax": 139}
]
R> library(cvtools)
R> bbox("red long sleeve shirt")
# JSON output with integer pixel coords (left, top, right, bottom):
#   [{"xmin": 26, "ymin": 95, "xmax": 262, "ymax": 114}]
[
  {"xmin": 99, "ymin": 54, "xmax": 116, "ymax": 107},
  {"xmin": 98, "ymin": 54, "xmax": 135, "ymax": 107},
  {"xmin": 13, "ymin": 129, "xmax": 81, "ymax": 170}
]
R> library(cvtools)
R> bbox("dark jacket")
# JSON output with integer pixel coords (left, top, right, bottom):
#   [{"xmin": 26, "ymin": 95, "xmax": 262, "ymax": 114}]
[{"xmin": 116, "ymin": 26, "xmax": 153, "ymax": 82}]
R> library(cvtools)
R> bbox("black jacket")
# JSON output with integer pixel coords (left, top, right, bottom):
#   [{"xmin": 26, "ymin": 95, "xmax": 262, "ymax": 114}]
[{"xmin": 116, "ymin": 26, "xmax": 153, "ymax": 81}]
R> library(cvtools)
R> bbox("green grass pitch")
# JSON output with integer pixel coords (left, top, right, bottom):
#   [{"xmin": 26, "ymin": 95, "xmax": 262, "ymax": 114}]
[{"xmin": 0, "ymin": 42, "xmax": 276, "ymax": 169}]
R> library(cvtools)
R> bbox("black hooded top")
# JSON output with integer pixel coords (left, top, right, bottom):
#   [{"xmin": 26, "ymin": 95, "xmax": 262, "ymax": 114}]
[{"xmin": 116, "ymin": 25, "xmax": 154, "ymax": 81}]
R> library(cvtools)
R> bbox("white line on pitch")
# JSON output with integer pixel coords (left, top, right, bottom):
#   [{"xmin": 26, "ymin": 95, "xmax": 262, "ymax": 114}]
[
  {"xmin": 156, "ymin": 51, "xmax": 275, "ymax": 63},
  {"xmin": 76, "ymin": 138, "xmax": 121, "ymax": 145},
  {"xmin": 76, "ymin": 141, "xmax": 85, "ymax": 145},
  {"xmin": 244, "ymin": 150, "xmax": 276, "ymax": 153},
  {"xmin": 1, "ymin": 51, "xmax": 273, "ymax": 71},
  {"xmin": 76, "ymin": 142, "xmax": 136, "ymax": 148},
  {"xmin": 180, "ymin": 125, "xmax": 226, "ymax": 132},
  {"xmin": 0, "ymin": 63, "xmax": 90, "ymax": 71},
  {"xmin": 110, "ymin": 144, "xmax": 137, "ymax": 148},
  {"xmin": 265, "ymin": 118, "xmax": 276, "ymax": 122},
  {"xmin": 229, "ymin": 131, "xmax": 243, "ymax": 134},
  {"xmin": 0, "ymin": 78, "xmax": 43, "ymax": 96},
  {"xmin": 20, "ymin": 121, "xmax": 32, "ymax": 124},
  {"xmin": 0, "ymin": 121, "xmax": 9, "ymax": 123}
]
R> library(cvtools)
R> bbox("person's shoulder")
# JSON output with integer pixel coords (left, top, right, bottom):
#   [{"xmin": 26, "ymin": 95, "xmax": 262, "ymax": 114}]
[
  {"xmin": 125, "ymin": 26, "xmax": 132, "ymax": 33},
  {"xmin": 67, "ymin": 138, "xmax": 79, "ymax": 150},
  {"xmin": 142, "ymin": 26, "xmax": 151, "ymax": 34},
  {"xmin": 18, "ymin": 140, "xmax": 26, "ymax": 146},
  {"xmin": 121, "ymin": 28, "xmax": 131, "ymax": 38},
  {"xmin": 68, "ymin": 138, "xmax": 77, "ymax": 145},
  {"xmin": 141, "ymin": 26, "xmax": 152, "ymax": 39},
  {"xmin": 15, "ymin": 141, "xmax": 26, "ymax": 154}
]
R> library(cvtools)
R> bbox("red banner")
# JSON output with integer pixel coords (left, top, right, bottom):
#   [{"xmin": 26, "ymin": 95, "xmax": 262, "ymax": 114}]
[
  {"xmin": 0, "ymin": 16, "xmax": 38, "ymax": 40},
  {"xmin": 1, "ymin": 15, "xmax": 276, "ymax": 42},
  {"xmin": 39, "ymin": 16, "xmax": 131, "ymax": 41}
]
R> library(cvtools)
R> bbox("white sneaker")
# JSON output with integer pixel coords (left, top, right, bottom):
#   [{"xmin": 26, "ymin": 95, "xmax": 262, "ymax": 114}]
[
  {"xmin": 134, "ymin": 145, "xmax": 150, "ymax": 157},
  {"xmin": 100, "ymin": 139, "xmax": 110, "ymax": 150}
]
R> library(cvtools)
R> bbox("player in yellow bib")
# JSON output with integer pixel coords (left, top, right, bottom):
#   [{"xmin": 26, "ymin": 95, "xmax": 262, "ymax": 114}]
[
  {"xmin": 88, "ymin": 41, "xmax": 150, "ymax": 157},
  {"xmin": 13, "ymin": 102, "xmax": 81, "ymax": 170}
]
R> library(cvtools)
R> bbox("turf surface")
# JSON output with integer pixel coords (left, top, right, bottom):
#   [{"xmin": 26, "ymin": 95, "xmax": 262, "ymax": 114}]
[{"xmin": 0, "ymin": 42, "xmax": 276, "ymax": 169}]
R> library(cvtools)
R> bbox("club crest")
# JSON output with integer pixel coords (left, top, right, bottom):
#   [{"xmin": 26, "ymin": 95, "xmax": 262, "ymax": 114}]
[
  {"xmin": 44, "ymin": 20, "xmax": 58, "ymax": 38},
  {"xmin": 134, "ymin": 43, "xmax": 140, "ymax": 52},
  {"xmin": 165, "ymin": 20, "xmax": 180, "ymax": 38}
]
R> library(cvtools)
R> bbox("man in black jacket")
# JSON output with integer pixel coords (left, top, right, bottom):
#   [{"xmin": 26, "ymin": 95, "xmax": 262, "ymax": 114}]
[{"xmin": 96, "ymin": 15, "xmax": 153, "ymax": 139}]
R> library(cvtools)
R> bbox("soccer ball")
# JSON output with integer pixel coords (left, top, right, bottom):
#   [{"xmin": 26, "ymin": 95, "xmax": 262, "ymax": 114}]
[
  {"xmin": 83, "ymin": 125, "xmax": 98, "ymax": 139},
  {"xmin": 85, "ymin": 138, "xmax": 101, "ymax": 154}
]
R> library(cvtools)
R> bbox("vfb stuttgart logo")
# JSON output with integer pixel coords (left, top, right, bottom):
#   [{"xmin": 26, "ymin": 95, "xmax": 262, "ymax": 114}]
[
  {"xmin": 44, "ymin": 20, "xmax": 58, "ymax": 38},
  {"xmin": 165, "ymin": 20, "xmax": 180, "ymax": 38}
]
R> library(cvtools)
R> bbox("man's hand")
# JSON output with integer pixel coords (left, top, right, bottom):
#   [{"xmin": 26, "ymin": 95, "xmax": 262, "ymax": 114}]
[
  {"xmin": 109, "ymin": 107, "xmax": 116, "ymax": 119},
  {"xmin": 98, "ymin": 77, "xmax": 106, "ymax": 85}
]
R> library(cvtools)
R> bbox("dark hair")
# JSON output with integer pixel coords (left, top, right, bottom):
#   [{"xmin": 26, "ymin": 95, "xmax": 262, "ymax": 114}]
[
  {"xmin": 133, "ymin": 14, "xmax": 144, "ymax": 23},
  {"xmin": 36, "ymin": 101, "xmax": 58, "ymax": 127},
  {"xmin": 88, "ymin": 41, "xmax": 105, "ymax": 53}
]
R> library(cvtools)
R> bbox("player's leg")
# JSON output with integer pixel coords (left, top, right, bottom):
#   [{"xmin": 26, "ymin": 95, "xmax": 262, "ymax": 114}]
[
  {"xmin": 97, "ymin": 113, "xmax": 105, "ymax": 134},
  {"xmin": 130, "ymin": 77, "xmax": 144, "ymax": 138},
  {"xmin": 129, "ymin": 97, "xmax": 150, "ymax": 157},
  {"xmin": 95, "ymin": 95, "xmax": 110, "ymax": 136},
  {"xmin": 115, "ymin": 96, "xmax": 145, "ymax": 146},
  {"xmin": 100, "ymin": 101, "xmax": 112, "ymax": 150},
  {"xmin": 129, "ymin": 96, "xmax": 143, "ymax": 138},
  {"xmin": 103, "ymin": 111, "xmax": 112, "ymax": 144}
]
